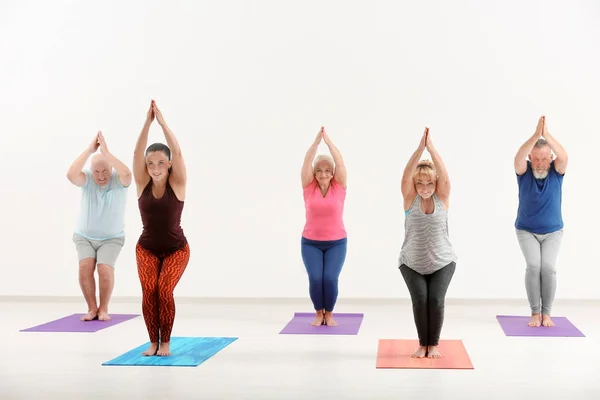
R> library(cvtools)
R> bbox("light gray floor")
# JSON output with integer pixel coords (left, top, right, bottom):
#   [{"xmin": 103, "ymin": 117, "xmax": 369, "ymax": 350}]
[{"xmin": 1, "ymin": 298, "xmax": 599, "ymax": 400}]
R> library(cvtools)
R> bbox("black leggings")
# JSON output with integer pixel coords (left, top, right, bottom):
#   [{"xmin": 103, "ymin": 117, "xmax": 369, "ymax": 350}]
[{"xmin": 400, "ymin": 262, "xmax": 456, "ymax": 346}]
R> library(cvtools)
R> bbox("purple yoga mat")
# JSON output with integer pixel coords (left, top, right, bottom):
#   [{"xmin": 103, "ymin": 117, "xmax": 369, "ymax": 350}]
[
  {"xmin": 279, "ymin": 312, "xmax": 364, "ymax": 335},
  {"xmin": 20, "ymin": 313, "xmax": 139, "ymax": 333},
  {"xmin": 496, "ymin": 315, "xmax": 585, "ymax": 337}
]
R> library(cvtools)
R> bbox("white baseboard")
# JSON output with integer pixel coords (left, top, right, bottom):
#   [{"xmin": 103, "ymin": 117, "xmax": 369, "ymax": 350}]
[{"xmin": 1, "ymin": 296, "xmax": 599, "ymax": 306}]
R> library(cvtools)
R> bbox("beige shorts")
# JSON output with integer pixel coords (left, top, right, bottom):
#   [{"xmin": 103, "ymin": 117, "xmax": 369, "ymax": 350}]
[{"xmin": 72, "ymin": 233, "xmax": 125, "ymax": 268}]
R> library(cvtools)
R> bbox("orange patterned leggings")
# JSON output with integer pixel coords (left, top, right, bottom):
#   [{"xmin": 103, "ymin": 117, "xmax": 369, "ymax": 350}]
[{"xmin": 136, "ymin": 243, "xmax": 190, "ymax": 343}]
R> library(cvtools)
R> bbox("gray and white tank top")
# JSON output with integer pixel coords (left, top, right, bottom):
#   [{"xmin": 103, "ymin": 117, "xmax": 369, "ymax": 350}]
[{"xmin": 398, "ymin": 194, "xmax": 457, "ymax": 275}]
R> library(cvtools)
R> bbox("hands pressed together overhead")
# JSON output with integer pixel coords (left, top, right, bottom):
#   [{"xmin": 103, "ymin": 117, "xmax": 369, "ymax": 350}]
[
  {"xmin": 87, "ymin": 131, "xmax": 110, "ymax": 155},
  {"xmin": 314, "ymin": 126, "xmax": 332, "ymax": 146},
  {"xmin": 534, "ymin": 115, "xmax": 551, "ymax": 139},
  {"xmin": 418, "ymin": 127, "xmax": 435, "ymax": 153},
  {"xmin": 145, "ymin": 99, "xmax": 166, "ymax": 127}
]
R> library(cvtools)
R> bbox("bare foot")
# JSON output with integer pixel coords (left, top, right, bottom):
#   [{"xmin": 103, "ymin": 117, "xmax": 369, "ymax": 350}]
[
  {"xmin": 528, "ymin": 313, "xmax": 541, "ymax": 327},
  {"xmin": 427, "ymin": 346, "xmax": 442, "ymax": 359},
  {"xmin": 542, "ymin": 314, "xmax": 555, "ymax": 327},
  {"xmin": 310, "ymin": 310, "xmax": 325, "ymax": 326},
  {"xmin": 411, "ymin": 346, "xmax": 427, "ymax": 358},
  {"xmin": 142, "ymin": 342, "xmax": 158, "ymax": 356},
  {"xmin": 80, "ymin": 309, "xmax": 98, "ymax": 321},
  {"xmin": 157, "ymin": 342, "xmax": 171, "ymax": 356},
  {"xmin": 98, "ymin": 310, "xmax": 111, "ymax": 321},
  {"xmin": 324, "ymin": 311, "xmax": 338, "ymax": 327}
]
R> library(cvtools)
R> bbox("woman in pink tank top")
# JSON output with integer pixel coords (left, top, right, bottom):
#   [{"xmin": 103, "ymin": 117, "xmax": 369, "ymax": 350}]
[{"xmin": 300, "ymin": 127, "xmax": 348, "ymax": 327}]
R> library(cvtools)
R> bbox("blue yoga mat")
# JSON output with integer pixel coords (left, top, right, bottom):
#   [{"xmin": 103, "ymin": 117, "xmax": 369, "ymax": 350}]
[{"xmin": 102, "ymin": 336, "xmax": 237, "ymax": 367}]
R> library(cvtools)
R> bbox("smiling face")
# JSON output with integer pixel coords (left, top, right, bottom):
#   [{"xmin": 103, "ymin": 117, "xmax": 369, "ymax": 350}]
[
  {"xmin": 145, "ymin": 151, "xmax": 172, "ymax": 183},
  {"xmin": 90, "ymin": 155, "xmax": 112, "ymax": 187},
  {"xmin": 529, "ymin": 144, "xmax": 554, "ymax": 179},
  {"xmin": 313, "ymin": 156, "xmax": 334, "ymax": 186},
  {"xmin": 413, "ymin": 161, "xmax": 437, "ymax": 199}
]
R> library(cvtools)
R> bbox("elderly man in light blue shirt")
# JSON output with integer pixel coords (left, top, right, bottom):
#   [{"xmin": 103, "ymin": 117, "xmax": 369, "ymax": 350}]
[{"xmin": 67, "ymin": 131, "xmax": 131, "ymax": 322}]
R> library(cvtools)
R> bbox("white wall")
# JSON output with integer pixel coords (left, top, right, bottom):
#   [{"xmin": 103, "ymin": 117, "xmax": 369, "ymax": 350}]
[{"xmin": 1, "ymin": 0, "xmax": 599, "ymax": 299}]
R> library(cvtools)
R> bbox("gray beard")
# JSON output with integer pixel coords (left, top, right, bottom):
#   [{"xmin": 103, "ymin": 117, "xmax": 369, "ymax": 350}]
[{"xmin": 533, "ymin": 169, "xmax": 549, "ymax": 179}]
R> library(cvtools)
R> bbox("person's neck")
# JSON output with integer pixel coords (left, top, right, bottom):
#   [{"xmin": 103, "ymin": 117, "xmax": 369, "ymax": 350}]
[{"xmin": 153, "ymin": 180, "xmax": 167, "ymax": 189}]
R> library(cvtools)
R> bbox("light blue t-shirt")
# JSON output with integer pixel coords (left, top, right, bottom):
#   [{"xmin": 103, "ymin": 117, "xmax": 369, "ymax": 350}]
[{"xmin": 74, "ymin": 169, "xmax": 129, "ymax": 241}]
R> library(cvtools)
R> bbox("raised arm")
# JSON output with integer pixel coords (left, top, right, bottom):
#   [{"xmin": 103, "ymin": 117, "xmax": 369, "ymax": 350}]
[
  {"xmin": 401, "ymin": 128, "xmax": 427, "ymax": 200},
  {"xmin": 153, "ymin": 102, "xmax": 186, "ymax": 187},
  {"xmin": 515, "ymin": 116, "xmax": 544, "ymax": 175},
  {"xmin": 133, "ymin": 101, "xmax": 154, "ymax": 190},
  {"xmin": 66, "ymin": 134, "xmax": 99, "ymax": 187},
  {"xmin": 426, "ymin": 131, "xmax": 450, "ymax": 200},
  {"xmin": 542, "ymin": 118, "xmax": 568, "ymax": 174},
  {"xmin": 97, "ymin": 131, "xmax": 132, "ymax": 187},
  {"xmin": 301, "ymin": 129, "xmax": 322, "ymax": 187},
  {"xmin": 322, "ymin": 128, "xmax": 347, "ymax": 188}
]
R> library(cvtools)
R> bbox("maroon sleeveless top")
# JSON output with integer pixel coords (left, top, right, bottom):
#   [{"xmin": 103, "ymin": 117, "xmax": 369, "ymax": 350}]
[{"xmin": 137, "ymin": 179, "xmax": 187, "ymax": 256}]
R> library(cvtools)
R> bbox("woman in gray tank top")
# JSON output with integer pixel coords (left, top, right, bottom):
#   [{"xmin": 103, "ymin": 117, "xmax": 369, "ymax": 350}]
[{"xmin": 398, "ymin": 127, "xmax": 457, "ymax": 359}]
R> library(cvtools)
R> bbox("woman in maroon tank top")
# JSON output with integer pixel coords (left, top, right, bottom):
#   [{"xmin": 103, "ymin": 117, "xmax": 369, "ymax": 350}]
[{"xmin": 133, "ymin": 100, "xmax": 190, "ymax": 357}]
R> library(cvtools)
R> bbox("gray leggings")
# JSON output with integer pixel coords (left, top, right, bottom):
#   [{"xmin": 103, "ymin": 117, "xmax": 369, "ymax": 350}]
[
  {"xmin": 400, "ymin": 262, "xmax": 456, "ymax": 347},
  {"xmin": 516, "ymin": 228, "xmax": 563, "ymax": 315}
]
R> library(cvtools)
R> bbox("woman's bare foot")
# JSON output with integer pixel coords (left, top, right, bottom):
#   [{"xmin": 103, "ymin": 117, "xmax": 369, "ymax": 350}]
[
  {"xmin": 142, "ymin": 342, "xmax": 158, "ymax": 356},
  {"xmin": 80, "ymin": 309, "xmax": 98, "ymax": 321},
  {"xmin": 528, "ymin": 313, "xmax": 541, "ymax": 327},
  {"xmin": 311, "ymin": 310, "xmax": 325, "ymax": 326},
  {"xmin": 411, "ymin": 346, "xmax": 427, "ymax": 358},
  {"xmin": 97, "ymin": 309, "xmax": 111, "ymax": 321},
  {"xmin": 427, "ymin": 346, "xmax": 442, "ymax": 359},
  {"xmin": 324, "ymin": 311, "xmax": 338, "ymax": 326},
  {"xmin": 542, "ymin": 314, "xmax": 555, "ymax": 327},
  {"xmin": 157, "ymin": 342, "xmax": 171, "ymax": 356}
]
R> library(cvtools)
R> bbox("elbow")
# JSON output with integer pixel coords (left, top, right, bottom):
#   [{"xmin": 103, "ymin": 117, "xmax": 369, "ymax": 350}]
[
  {"xmin": 121, "ymin": 171, "xmax": 133, "ymax": 181},
  {"xmin": 171, "ymin": 149, "xmax": 183, "ymax": 158}
]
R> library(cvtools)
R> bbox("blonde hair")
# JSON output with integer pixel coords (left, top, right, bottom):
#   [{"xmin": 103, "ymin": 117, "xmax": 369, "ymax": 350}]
[
  {"xmin": 413, "ymin": 160, "xmax": 437, "ymax": 182},
  {"xmin": 313, "ymin": 154, "xmax": 335, "ymax": 172}
]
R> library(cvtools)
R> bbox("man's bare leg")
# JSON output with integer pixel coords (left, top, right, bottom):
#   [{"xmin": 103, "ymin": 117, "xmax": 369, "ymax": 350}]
[
  {"xmin": 97, "ymin": 264, "xmax": 114, "ymax": 321},
  {"xmin": 79, "ymin": 258, "xmax": 98, "ymax": 321}
]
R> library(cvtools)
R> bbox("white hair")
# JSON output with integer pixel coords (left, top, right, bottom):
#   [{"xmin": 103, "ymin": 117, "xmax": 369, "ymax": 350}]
[
  {"xmin": 534, "ymin": 138, "xmax": 550, "ymax": 149},
  {"xmin": 313, "ymin": 154, "xmax": 335, "ymax": 171}
]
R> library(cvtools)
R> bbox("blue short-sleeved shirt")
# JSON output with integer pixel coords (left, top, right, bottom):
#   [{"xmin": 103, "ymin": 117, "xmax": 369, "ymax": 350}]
[{"xmin": 515, "ymin": 160, "xmax": 564, "ymax": 234}]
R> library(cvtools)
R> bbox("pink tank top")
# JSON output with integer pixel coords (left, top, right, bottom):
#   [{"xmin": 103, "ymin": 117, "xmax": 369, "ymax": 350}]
[{"xmin": 302, "ymin": 178, "xmax": 347, "ymax": 241}]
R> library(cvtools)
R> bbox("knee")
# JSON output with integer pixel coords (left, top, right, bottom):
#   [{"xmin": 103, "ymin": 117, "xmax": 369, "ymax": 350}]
[
  {"xmin": 79, "ymin": 258, "xmax": 96, "ymax": 273},
  {"xmin": 526, "ymin": 264, "xmax": 541, "ymax": 274},
  {"xmin": 308, "ymin": 275, "xmax": 323, "ymax": 287},
  {"xmin": 428, "ymin": 295, "xmax": 445, "ymax": 309},
  {"xmin": 541, "ymin": 263, "xmax": 557, "ymax": 276},
  {"xmin": 322, "ymin": 274, "xmax": 338, "ymax": 286},
  {"xmin": 306, "ymin": 270, "xmax": 323, "ymax": 285},
  {"xmin": 97, "ymin": 264, "xmax": 114, "ymax": 278},
  {"xmin": 140, "ymin": 283, "xmax": 158, "ymax": 297},
  {"xmin": 158, "ymin": 289, "xmax": 174, "ymax": 303},
  {"xmin": 411, "ymin": 294, "xmax": 427, "ymax": 308}
]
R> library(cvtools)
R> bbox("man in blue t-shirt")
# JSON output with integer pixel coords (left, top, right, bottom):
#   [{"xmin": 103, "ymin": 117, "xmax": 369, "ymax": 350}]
[
  {"xmin": 514, "ymin": 116, "xmax": 568, "ymax": 328},
  {"xmin": 67, "ymin": 131, "xmax": 132, "ymax": 322}
]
